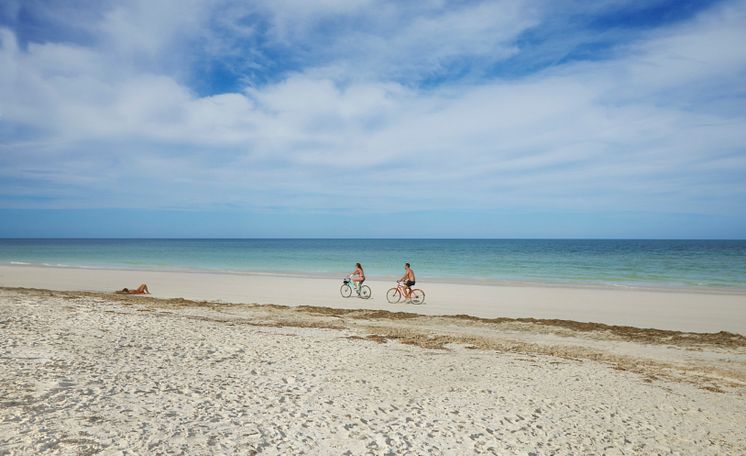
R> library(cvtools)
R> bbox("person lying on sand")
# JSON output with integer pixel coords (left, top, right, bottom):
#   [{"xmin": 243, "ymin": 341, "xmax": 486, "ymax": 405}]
[{"xmin": 116, "ymin": 284, "xmax": 150, "ymax": 295}]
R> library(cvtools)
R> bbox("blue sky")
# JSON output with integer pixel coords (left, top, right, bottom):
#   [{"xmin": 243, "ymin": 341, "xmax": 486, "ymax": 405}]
[{"xmin": 1, "ymin": 0, "xmax": 745, "ymax": 238}]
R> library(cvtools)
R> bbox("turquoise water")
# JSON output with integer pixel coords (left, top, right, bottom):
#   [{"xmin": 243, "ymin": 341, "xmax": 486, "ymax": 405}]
[{"xmin": 0, "ymin": 239, "xmax": 745, "ymax": 289}]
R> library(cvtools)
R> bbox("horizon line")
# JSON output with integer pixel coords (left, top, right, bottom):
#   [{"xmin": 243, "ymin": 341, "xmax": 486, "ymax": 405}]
[{"xmin": 1, "ymin": 237, "xmax": 745, "ymax": 241}]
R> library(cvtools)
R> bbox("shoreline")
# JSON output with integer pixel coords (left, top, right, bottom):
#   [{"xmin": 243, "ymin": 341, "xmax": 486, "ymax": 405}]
[
  {"xmin": 2, "ymin": 264, "xmax": 746, "ymax": 334},
  {"xmin": 3, "ymin": 261, "xmax": 745, "ymax": 296}
]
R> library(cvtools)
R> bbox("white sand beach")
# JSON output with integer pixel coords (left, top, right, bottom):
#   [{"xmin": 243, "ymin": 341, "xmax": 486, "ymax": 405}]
[
  {"xmin": 2, "ymin": 266, "xmax": 746, "ymax": 454},
  {"xmin": 1, "ymin": 286, "xmax": 745, "ymax": 454}
]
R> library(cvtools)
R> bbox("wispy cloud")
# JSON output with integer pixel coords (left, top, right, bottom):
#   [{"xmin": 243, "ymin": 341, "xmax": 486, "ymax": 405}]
[{"xmin": 0, "ymin": 0, "xmax": 744, "ymax": 236}]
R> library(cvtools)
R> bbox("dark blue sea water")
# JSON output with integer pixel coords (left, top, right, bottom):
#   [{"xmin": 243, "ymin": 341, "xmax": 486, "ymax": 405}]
[{"xmin": 1, "ymin": 239, "xmax": 744, "ymax": 289}]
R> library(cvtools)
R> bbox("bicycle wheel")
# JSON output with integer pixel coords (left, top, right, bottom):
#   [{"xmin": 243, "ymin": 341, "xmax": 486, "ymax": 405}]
[
  {"xmin": 410, "ymin": 289, "xmax": 425, "ymax": 304},
  {"xmin": 360, "ymin": 285, "xmax": 371, "ymax": 299},
  {"xmin": 386, "ymin": 288, "xmax": 401, "ymax": 303},
  {"xmin": 340, "ymin": 284, "xmax": 352, "ymax": 298}
]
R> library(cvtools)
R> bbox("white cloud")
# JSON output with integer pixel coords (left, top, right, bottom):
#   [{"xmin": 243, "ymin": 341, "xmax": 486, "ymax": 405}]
[
  {"xmin": 586, "ymin": 2, "xmax": 746, "ymax": 104},
  {"xmin": 97, "ymin": 0, "xmax": 210, "ymax": 66},
  {"xmin": 0, "ymin": 0, "xmax": 745, "ymax": 219}
]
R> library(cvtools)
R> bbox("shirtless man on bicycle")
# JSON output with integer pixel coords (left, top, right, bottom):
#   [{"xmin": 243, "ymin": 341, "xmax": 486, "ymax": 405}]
[{"xmin": 399, "ymin": 263, "xmax": 416, "ymax": 301}]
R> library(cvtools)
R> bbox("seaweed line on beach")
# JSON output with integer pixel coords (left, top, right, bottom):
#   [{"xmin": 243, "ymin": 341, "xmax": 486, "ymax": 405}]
[
  {"xmin": 3, "ymin": 286, "xmax": 745, "ymax": 394},
  {"xmin": 4, "ymin": 286, "xmax": 746, "ymax": 349}
]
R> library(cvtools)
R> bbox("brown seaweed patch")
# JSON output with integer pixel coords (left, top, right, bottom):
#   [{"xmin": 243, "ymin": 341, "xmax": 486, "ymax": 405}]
[
  {"xmin": 295, "ymin": 306, "xmax": 358, "ymax": 316},
  {"xmin": 346, "ymin": 335, "xmax": 388, "ymax": 344},
  {"xmin": 294, "ymin": 305, "xmax": 420, "ymax": 321},
  {"xmin": 701, "ymin": 385, "xmax": 724, "ymax": 393},
  {"xmin": 366, "ymin": 334, "xmax": 389, "ymax": 344},
  {"xmin": 293, "ymin": 304, "xmax": 746, "ymax": 349},
  {"xmin": 442, "ymin": 315, "xmax": 746, "ymax": 349},
  {"xmin": 354, "ymin": 310, "xmax": 421, "ymax": 320},
  {"xmin": 186, "ymin": 314, "xmax": 344, "ymax": 331},
  {"xmin": 363, "ymin": 326, "xmax": 492, "ymax": 351},
  {"xmin": 358, "ymin": 325, "xmax": 744, "ymax": 392}
]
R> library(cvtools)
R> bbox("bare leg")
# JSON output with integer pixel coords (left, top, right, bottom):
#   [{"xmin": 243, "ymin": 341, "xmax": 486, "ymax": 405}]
[{"xmin": 135, "ymin": 284, "xmax": 150, "ymax": 294}]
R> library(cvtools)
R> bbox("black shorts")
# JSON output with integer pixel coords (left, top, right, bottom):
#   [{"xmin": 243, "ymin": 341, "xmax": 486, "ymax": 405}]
[{"xmin": 405, "ymin": 280, "xmax": 416, "ymax": 287}]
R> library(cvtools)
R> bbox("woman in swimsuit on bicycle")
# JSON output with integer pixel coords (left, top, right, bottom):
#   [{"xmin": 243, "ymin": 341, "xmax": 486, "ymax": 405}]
[{"xmin": 350, "ymin": 263, "xmax": 365, "ymax": 292}]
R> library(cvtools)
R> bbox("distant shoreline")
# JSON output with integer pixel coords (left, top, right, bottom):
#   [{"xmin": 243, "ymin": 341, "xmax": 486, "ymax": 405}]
[
  {"xmin": 3, "ymin": 238, "xmax": 745, "ymax": 291},
  {"xmin": 2, "ymin": 264, "xmax": 746, "ymax": 334},
  {"xmin": 3, "ymin": 261, "xmax": 746, "ymax": 295}
]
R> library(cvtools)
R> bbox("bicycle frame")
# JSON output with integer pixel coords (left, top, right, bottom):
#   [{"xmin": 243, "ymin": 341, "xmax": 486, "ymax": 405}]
[
  {"xmin": 395, "ymin": 281, "xmax": 412, "ymax": 297},
  {"xmin": 345, "ymin": 276, "xmax": 364, "ymax": 291}
]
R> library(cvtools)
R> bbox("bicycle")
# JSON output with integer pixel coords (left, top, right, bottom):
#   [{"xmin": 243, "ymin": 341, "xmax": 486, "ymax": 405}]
[
  {"xmin": 386, "ymin": 281, "xmax": 425, "ymax": 304},
  {"xmin": 340, "ymin": 277, "xmax": 371, "ymax": 299}
]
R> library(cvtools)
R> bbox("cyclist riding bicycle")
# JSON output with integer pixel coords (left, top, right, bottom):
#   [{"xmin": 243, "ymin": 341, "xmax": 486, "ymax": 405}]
[
  {"xmin": 399, "ymin": 262, "xmax": 416, "ymax": 301},
  {"xmin": 349, "ymin": 262, "xmax": 366, "ymax": 295}
]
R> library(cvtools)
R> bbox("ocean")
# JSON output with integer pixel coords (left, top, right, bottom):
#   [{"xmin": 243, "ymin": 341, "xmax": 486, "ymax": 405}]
[{"xmin": 1, "ymin": 239, "xmax": 744, "ymax": 290}]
